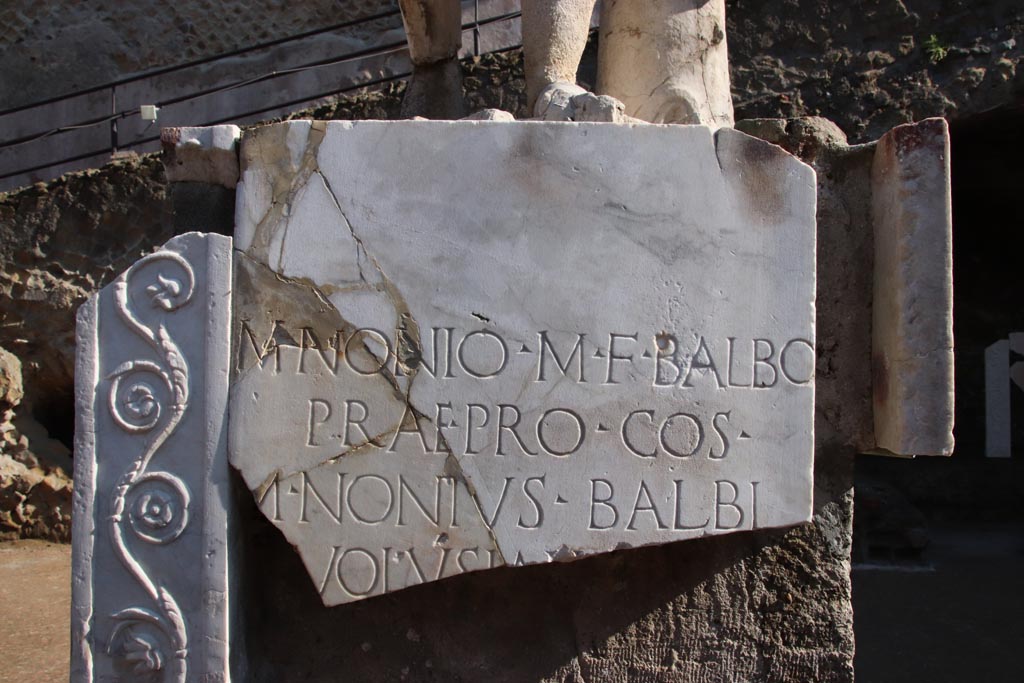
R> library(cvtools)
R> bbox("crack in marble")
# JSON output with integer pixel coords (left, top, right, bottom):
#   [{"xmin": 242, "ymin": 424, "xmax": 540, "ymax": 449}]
[
  {"xmin": 239, "ymin": 168, "xmax": 509, "ymax": 562},
  {"xmin": 246, "ymin": 121, "xmax": 328, "ymax": 265}
]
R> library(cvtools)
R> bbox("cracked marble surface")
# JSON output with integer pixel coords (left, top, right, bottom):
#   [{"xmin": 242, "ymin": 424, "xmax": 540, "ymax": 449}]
[{"xmin": 228, "ymin": 120, "xmax": 818, "ymax": 605}]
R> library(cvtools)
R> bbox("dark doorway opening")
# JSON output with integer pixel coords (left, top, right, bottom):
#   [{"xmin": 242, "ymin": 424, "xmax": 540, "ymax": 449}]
[{"xmin": 853, "ymin": 105, "xmax": 1024, "ymax": 682}]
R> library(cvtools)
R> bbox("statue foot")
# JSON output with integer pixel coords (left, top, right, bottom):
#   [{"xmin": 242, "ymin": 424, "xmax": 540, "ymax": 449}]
[
  {"xmin": 533, "ymin": 82, "xmax": 627, "ymax": 123},
  {"xmin": 461, "ymin": 109, "xmax": 517, "ymax": 121}
]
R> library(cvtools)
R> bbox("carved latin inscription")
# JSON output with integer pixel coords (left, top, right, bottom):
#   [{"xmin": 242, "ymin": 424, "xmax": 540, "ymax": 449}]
[{"xmin": 232, "ymin": 318, "xmax": 815, "ymax": 605}]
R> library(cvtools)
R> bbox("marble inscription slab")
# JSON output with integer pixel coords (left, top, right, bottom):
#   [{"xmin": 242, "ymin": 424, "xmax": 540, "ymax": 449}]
[{"xmin": 229, "ymin": 120, "xmax": 817, "ymax": 605}]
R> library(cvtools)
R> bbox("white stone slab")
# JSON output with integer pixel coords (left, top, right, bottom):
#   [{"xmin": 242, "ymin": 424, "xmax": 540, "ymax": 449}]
[
  {"xmin": 71, "ymin": 233, "xmax": 234, "ymax": 681},
  {"xmin": 229, "ymin": 120, "xmax": 817, "ymax": 606}
]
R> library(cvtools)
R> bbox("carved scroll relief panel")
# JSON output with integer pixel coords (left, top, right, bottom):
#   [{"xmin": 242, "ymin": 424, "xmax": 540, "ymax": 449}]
[{"xmin": 72, "ymin": 232, "xmax": 233, "ymax": 683}]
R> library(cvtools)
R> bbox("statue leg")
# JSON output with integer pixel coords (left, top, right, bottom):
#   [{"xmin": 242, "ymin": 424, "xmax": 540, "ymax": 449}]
[
  {"xmin": 522, "ymin": 0, "xmax": 597, "ymax": 111},
  {"xmin": 399, "ymin": 0, "xmax": 466, "ymax": 119},
  {"xmin": 522, "ymin": 0, "xmax": 627, "ymax": 121},
  {"xmin": 598, "ymin": 0, "xmax": 734, "ymax": 127}
]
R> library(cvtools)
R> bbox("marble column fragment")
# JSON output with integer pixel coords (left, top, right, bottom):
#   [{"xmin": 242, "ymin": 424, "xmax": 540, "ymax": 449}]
[
  {"xmin": 71, "ymin": 233, "xmax": 235, "ymax": 682},
  {"xmin": 871, "ymin": 118, "xmax": 954, "ymax": 456}
]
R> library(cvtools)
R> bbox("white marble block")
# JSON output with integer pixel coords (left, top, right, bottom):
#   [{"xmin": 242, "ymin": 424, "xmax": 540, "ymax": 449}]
[
  {"xmin": 229, "ymin": 120, "xmax": 818, "ymax": 605},
  {"xmin": 871, "ymin": 118, "xmax": 955, "ymax": 456},
  {"xmin": 72, "ymin": 233, "xmax": 234, "ymax": 682}
]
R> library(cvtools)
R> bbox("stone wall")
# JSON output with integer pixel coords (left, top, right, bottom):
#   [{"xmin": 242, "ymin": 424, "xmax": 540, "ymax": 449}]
[
  {"xmin": 728, "ymin": 0, "xmax": 1023, "ymax": 142},
  {"xmin": 0, "ymin": 158, "xmax": 173, "ymax": 540}
]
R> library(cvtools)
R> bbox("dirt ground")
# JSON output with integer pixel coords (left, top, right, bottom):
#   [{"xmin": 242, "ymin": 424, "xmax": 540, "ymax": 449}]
[{"xmin": 0, "ymin": 540, "xmax": 70, "ymax": 683}]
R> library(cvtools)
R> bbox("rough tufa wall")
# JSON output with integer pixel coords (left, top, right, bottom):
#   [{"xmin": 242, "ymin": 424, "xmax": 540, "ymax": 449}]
[
  {"xmin": 727, "ymin": 0, "xmax": 1022, "ymax": 142},
  {"xmin": 0, "ymin": 158, "xmax": 174, "ymax": 540}
]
